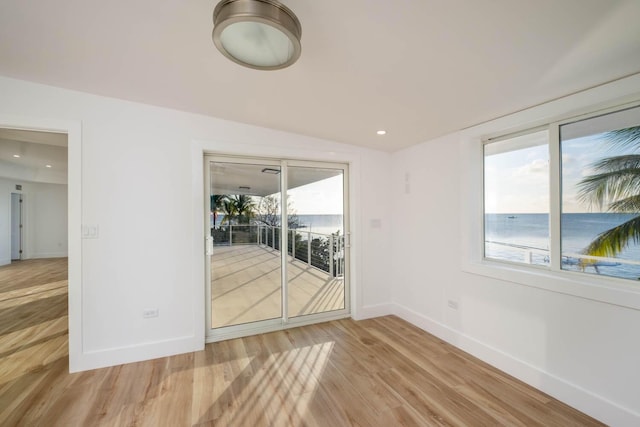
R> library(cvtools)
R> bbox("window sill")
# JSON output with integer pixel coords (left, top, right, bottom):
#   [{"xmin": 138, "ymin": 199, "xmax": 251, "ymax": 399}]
[{"xmin": 462, "ymin": 259, "xmax": 640, "ymax": 311}]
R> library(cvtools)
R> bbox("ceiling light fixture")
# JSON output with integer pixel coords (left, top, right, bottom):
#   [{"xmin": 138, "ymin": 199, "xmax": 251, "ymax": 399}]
[
  {"xmin": 13, "ymin": 154, "xmax": 20, "ymax": 158},
  {"xmin": 261, "ymin": 167, "xmax": 281, "ymax": 174},
  {"xmin": 45, "ymin": 164, "xmax": 52, "ymax": 168},
  {"xmin": 377, "ymin": 130, "xmax": 387, "ymax": 135},
  {"xmin": 212, "ymin": 0, "xmax": 302, "ymax": 70},
  {"xmin": 239, "ymin": 186, "xmax": 251, "ymax": 190}
]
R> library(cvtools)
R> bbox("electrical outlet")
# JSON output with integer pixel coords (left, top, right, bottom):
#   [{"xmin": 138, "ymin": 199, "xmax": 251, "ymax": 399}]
[
  {"xmin": 447, "ymin": 300, "xmax": 459, "ymax": 310},
  {"xmin": 143, "ymin": 308, "xmax": 159, "ymax": 318}
]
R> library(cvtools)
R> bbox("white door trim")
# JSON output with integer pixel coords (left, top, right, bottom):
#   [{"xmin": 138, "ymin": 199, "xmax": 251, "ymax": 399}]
[
  {"xmin": 192, "ymin": 138, "xmax": 363, "ymax": 346},
  {"xmin": 0, "ymin": 114, "xmax": 82, "ymax": 372}
]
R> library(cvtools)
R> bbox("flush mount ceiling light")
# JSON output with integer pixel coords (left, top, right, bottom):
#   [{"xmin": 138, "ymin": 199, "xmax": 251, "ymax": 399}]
[
  {"xmin": 261, "ymin": 167, "xmax": 281, "ymax": 174},
  {"xmin": 212, "ymin": 0, "xmax": 302, "ymax": 70}
]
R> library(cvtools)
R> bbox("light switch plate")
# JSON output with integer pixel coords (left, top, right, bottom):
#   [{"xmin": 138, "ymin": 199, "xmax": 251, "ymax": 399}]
[{"xmin": 82, "ymin": 224, "xmax": 99, "ymax": 239}]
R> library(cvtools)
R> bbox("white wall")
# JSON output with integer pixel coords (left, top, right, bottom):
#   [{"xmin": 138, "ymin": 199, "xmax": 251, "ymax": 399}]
[
  {"xmin": 0, "ymin": 76, "xmax": 392, "ymax": 370},
  {"xmin": 25, "ymin": 182, "xmax": 68, "ymax": 258},
  {"xmin": 390, "ymin": 79, "xmax": 640, "ymax": 425},
  {"xmin": 0, "ymin": 180, "xmax": 13, "ymax": 265}
]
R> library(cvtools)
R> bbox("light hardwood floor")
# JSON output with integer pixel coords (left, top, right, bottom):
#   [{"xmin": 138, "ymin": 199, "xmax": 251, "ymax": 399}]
[{"xmin": 0, "ymin": 258, "xmax": 604, "ymax": 426}]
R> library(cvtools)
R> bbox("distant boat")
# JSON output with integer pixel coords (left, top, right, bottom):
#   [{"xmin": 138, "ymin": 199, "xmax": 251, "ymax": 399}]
[{"xmin": 507, "ymin": 215, "xmax": 517, "ymax": 219}]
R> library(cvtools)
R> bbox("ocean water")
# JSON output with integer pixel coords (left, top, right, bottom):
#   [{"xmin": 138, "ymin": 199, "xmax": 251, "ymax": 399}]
[
  {"xmin": 213, "ymin": 214, "xmax": 343, "ymax": 236},
  {"xmin": 294, "ymin": 214, "xmax": 344, "ymax": 236},
  {"xmin": 485, "ymin": 213, "xmax": 640, "ymax": 280}
]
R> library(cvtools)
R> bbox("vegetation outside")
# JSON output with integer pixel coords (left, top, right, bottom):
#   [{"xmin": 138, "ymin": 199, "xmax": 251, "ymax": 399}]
[{"xmin": 578, "ymin": 126, "xmax": 640, "ymax": 259}]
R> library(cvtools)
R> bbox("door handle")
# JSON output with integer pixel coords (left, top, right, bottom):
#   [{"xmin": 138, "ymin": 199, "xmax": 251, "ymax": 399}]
[{"xmin": 206, "ymin": 236, "xmax": 214, "ymax": 255}]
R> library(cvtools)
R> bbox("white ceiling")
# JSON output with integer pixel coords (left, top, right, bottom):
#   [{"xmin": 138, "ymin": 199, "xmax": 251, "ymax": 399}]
[
  {"xmin": 0, "ymin": 129, "xmax": 68, "ymax": 184},
  {"xmin": 0, "ymin": 1, "xmax": 639, "ymax": 152},
  {"xmin": 210, "ymin": 162, "xmax": 342, "ymax": 196}
]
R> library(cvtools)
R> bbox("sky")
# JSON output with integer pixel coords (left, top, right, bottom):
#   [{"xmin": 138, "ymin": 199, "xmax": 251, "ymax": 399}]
[
  {"xmin": 248, "ymin": 175, "xmax": 344, "ymax": 216},
  {"xmin": 484, "ymin": 132, "xmax": 632, "ymax": 214},
  {"xmin": 287, "ymin": 175, "xmax": 344, "ymax": 215}
]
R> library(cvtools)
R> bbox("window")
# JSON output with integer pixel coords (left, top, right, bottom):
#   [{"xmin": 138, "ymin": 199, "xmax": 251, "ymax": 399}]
[
  {"xmin": 484, "ymin": 105, "xmax": 640, "ymax": 281},
  {"xmin": 560, "ymin": 106, "xmax": 640, "ymax": 280},
  {"xmin": 484, "ymin": 130, "xmax": 549, "ymax": 266}
]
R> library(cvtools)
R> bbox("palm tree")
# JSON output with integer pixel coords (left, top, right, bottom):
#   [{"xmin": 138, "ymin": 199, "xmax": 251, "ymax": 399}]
[
  {"xmin": 222, "ymin": 195, "xmax": 256, "ymax": 225},
  {"xmin": 221, "ymin": 198, "xmax": 238, "ymax": 225},
  {"xmin": 232, "ymin": 194, "xmax": 256, "ymax": 224},
  {"xmin": 210, "ymin": 195, "xmax": 227, "ymax": 229},
  {"xmin": 577, "ymin": 126, "xmax": 640, "ymax": 258}
]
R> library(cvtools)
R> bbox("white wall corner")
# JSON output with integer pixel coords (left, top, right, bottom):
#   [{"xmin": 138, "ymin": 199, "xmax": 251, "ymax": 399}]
[
  {"xmin": 354, "ymin": 303, "xmax": 395, "ymax": 320},
  {"xmin": 391, "ymin": 302, "xmax": 640, "ymax": 427}
]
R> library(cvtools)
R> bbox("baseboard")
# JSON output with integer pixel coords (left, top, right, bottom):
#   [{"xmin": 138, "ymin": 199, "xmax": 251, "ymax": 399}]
[
  {"xmin": 29, "ymin": 252, "xmax": 68, "ymax": 259},
  {"xmin": 355, "ymin": 303, "xmax": 395, "ymax": 320},
  {"xmin": 70, "ymin": 334, "xmax": 204, "ymax": 373},
  {"xmin": 391, "ymin": 302, "xmax": 639, "ymax": 427}
]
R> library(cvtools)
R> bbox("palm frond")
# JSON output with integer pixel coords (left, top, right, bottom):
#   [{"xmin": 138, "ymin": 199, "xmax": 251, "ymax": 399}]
[
  {"xmin": 577, "ymin": 166, "xmax": 640, "ymax": 209},
  {"xmin": 582, "ymin": 214, "xmax": 640, "ymax": 258},
  {"xmin": 603, "ymin": 126, "xmax": 640, "ymax": 152},
  {"xmin": 590, "ymin": 154, "xmax": 640, "ymax": 171},
  {"xmin": 607, "ymin": 195, "xmax": 640, "ymax": 213}
]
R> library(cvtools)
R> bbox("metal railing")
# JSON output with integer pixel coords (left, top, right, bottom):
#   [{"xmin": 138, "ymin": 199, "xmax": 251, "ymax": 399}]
[
  {"xmin": 212, "ymin": 224, "xmax": 345, "ymax": 277},
  {"xmin": 485, "ymin": 240, "xmax": 640, "ymax": 272}
]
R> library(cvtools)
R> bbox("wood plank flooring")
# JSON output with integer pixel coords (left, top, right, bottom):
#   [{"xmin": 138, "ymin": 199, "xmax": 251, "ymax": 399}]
[{"xmin": 0, "ymin": 258, "xmax": 604, "ymax": 426}]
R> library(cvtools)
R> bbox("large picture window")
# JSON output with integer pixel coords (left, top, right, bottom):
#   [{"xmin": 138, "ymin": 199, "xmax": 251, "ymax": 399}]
[{"xmin": 483, "ymin": 104, "xmax": 640, "ymax": 282}]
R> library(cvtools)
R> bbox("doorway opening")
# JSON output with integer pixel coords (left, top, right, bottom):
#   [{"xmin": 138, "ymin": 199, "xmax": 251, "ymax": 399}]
[
  {"xmin": 0, "ymin": 127, "xmax": 69, "ymax": 380},
  {"xmin": 205, "ymin": 156, "xmax": 350, "ymax": 341}
]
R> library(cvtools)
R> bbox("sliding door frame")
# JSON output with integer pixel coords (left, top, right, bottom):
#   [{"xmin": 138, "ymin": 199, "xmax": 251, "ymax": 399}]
[{"xmin": 204, "ymin": 155, "xmax": 350, "ymax": 343}]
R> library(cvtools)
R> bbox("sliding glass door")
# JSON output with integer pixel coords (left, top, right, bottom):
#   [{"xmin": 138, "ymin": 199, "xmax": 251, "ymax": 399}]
[
  {"xmin": 205, "ymin": 156, "xmax": 349, "ymax": 341},
  {"xmin": 207, "ymin": 159, "xmax": 282, "ymax": 330},
  {"xmin": 287, "ymin": 165, "xmax": 346, "ymax": 319}
]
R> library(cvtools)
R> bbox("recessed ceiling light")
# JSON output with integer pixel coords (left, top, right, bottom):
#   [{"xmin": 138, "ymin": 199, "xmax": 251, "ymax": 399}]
[
  {"xmin": 13, "ymin": 154, "xmax": 20, "ymax": 158},
  {"xmin": 45, "ymin": 164, "xmax": 52, "ymax": 168},
  {"xmin": 239, "ymin": 186, "xmax": 251, "ymax": 190},
  {"xmin": 376, "ymin": 130, "xmax": 387, "ymax": 135}
]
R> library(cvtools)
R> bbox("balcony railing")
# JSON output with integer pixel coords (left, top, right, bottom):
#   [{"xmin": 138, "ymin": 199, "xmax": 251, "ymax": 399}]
[
  {"xmin": 212, "ymin": 224, "xmax": 345, "ymax": 277},
  {"xmin": 485, "ymin": 240, "xmax": 640, "ymax": 275}
]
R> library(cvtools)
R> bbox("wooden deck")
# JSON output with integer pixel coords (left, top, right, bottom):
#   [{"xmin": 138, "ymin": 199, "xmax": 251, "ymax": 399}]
[
  {"xmin": 211, "ymin": 245, "xmax": 345, "ymax": 328},
  {"xmin": 0, "ymin": 258, "xmax": 605, "ymax": 426}
]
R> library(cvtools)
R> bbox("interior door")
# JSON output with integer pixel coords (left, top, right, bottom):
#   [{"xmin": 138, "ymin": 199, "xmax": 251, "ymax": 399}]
[
  {"xmin": 11, "ymin": 193, "xmax": 22, "ymax": 261},
  {"xmin": 205, "ymin": 156, "xmax": 349, "ymax": 341}
]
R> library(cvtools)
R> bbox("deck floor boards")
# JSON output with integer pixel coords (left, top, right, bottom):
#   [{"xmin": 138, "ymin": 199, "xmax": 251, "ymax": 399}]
[{"xmin": 211, "ymin": 245, "xmax": 345, "ymax": 328}]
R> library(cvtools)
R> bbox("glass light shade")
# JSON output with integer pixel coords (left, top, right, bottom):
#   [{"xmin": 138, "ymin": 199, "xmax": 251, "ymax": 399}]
[
  {"xmin": 213, "ymin": 0, "xmax": 302, "ymax": 70},
  {"xmin": 219, "ymin": 21, "xmax": 294, "ymax": 68}
]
